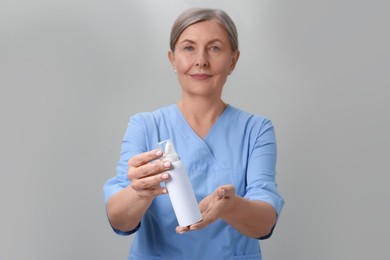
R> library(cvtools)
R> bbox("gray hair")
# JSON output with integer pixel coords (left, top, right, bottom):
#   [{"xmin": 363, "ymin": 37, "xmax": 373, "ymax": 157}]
[{"xmin": 170, "ymin": 8, "xmax": 239, "ymax": 52}]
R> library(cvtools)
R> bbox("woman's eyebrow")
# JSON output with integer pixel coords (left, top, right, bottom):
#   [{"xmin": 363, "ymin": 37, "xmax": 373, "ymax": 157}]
[
  {"xmin": 178, "ymin": 39, "xmax": 224, "ymax": 45},
  {"xmin": 178, "ymin": 39, "xmax": 196, "ymax": 45},
  {"xmin": 208, "ymin": 39, "xmax": 223, "ymax": 44}
]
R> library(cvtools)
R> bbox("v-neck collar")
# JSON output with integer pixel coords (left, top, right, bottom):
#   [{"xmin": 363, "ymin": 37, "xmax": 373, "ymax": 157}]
[{"xmin": 172, "ymin": 103, "xmax": 231, "ymax": 141}]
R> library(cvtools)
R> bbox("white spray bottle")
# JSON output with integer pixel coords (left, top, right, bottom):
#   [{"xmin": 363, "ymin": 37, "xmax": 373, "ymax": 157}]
[{"xmin": 157, "ymin": 139, "xmax": 202, "ymax": 227}]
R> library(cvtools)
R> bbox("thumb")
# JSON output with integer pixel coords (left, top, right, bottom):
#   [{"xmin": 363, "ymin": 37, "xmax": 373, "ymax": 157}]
[
  {"xmin": 217, "ymin": 187, "xmax": 226, "ymax": 199},
  {"xmin": 217, "ymin": 185, "xmax": 236, "ymax": 199}
]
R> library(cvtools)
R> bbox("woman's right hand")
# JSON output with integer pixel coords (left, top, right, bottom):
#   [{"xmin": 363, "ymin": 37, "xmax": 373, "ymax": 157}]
[
  {"xmin": 128, "ymin": 149, "xmax": 172, "ymax": 200},
  {"xmin": 106, "ymin": 149, "xmax": 171, "ymax": 232}
]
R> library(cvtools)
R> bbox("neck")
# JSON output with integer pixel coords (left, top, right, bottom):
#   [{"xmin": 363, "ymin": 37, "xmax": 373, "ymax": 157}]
[{"xmin": 176, "ymin": 96, "xmax": 227, "ymax": 139}]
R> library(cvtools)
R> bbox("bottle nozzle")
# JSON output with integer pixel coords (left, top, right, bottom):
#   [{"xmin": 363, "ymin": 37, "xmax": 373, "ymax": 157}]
[
  {"xmin": 164, "ymin": 140, "xmax": 176, "ymax": 156},
  {"xmin": 156, "ymin": 139, "xmax": 180, "ymax": 162}
]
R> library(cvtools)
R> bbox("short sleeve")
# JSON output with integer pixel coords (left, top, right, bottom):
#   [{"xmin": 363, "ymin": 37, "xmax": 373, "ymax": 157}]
[
  {"xmin": 103, "ymin": 114, "xmax": 148, "ymax": 204},
  {"xmin": 244, "ymin": 118, "xmax": 284, "ymax": 216}
]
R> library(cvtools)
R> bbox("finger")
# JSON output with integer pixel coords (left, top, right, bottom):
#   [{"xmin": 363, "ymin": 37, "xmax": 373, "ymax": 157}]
[
  {"xmin": 131, "ymin": 172, "xmax": 170, "ymax": 190},
  {"xmin": 216, "ymin": 185, "xmax": 236, "ymax": 199},
  {"xmin": 190, "ymin": 214, "xmax": 214, "ymax": 231},
  {"xmin": 134, "ymin": 186, "xmax": 168, "ymax": 199},
  {"xmin": 176, "ymin": 225, "xmax": 190, "ymax": 234},
  {"xmin": 129, "ymin": 160, "xmax": 172, "ymax": 180},
  {"xmin": 198, "ymin": 196, "xmax": 210, "ymax": 213},
  {"xmin": 189, "ymin": 221, "xmax": 204, "ymax": 231},
  {"xmin": 217, "ymin": 187, "xmax": 226, "ymax": 199},
  {"xmin": 128, "ymin": 149, "xmax": 163, "ymax": 168}
]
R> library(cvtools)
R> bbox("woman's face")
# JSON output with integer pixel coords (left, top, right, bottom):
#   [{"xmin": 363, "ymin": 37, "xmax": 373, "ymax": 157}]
[{"xmin": 169, "ymin": 20, "xmax": 239, "ymax": 99}]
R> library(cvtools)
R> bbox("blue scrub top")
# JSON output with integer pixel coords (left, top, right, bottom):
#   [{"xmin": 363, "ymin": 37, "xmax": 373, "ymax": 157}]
[{"xmin": 103, "ymin": 104, "xmax": 284, "ymax": 260}]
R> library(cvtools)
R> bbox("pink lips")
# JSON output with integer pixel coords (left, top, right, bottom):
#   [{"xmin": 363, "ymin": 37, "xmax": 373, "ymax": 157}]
[{"xmin": 191, "ymin": 73, "xmax": 211, "ymax": 80}]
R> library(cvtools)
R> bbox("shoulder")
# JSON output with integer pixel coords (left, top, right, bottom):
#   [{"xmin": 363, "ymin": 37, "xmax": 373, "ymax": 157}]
[
  {"xmin": 227, "ymin": 105, "xmax": 273, "ymax": 127},
  {"xmin": 123, "ymin": 104, "xmax": 176, "ymax": 150},
  {"xmin": 129, "ymin": 104, "xmax": 176, "ymax": 124}
]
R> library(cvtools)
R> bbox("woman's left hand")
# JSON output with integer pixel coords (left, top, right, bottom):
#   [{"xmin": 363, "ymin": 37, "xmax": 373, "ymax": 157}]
[{"xmin": 176, "ymin": 184, "xmax": 236, "ymax": 234}]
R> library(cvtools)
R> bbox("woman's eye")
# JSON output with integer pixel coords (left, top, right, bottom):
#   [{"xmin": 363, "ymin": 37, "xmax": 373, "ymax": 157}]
[
  {"xmin": 210, "ymin": 46, "xmax": 221, "ymax": 52},
  {"xmin": 183, "ymin": 46, "xmax": 194, "ymax": 51}
]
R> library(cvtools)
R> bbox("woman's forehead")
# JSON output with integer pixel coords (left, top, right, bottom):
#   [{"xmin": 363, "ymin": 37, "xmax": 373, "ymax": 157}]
[{"xmin": 177, "ymin": 21, "xmax": 229, "ymax": 42}]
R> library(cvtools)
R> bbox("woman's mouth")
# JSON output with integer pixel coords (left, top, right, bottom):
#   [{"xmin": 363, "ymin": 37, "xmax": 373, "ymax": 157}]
[{"xmin": 190, "ymin": 73, "xmax": 212, "ymax": 80}]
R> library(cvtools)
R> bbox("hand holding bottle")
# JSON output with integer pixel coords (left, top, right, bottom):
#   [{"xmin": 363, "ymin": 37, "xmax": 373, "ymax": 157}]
[{"xmin": 127, "ymin": 149, "xmax": 172, "ymax": 200}]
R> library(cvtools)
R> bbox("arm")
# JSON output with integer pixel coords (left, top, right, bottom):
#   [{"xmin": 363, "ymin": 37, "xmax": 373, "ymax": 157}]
[
  {"xmin": 218, "ymin": 188, "xmax": 277, "ymax": 238},
  {"xmin": 106, "ymin": 185, "xmax": 153, "ymax": 233},
  {"xmin": 106, "ymin": 149, "xmax": 172, "ymax": 233}
]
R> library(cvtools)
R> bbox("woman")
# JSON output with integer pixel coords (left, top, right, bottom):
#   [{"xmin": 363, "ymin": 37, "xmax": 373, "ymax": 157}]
[{"xmin": 103, "ymin": 7, "xmax": 284, "ymax": 259}]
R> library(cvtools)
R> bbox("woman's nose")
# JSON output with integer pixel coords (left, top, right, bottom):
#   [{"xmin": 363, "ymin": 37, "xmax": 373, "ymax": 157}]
[{"xmin": 195, "ymin": 51, "xmax": 209, "ymax": 68}]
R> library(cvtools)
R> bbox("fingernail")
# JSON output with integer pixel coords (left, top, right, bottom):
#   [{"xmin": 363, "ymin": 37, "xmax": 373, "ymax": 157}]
[
  {"xmin": 155, "ymin": 150, "xmax": 163, "ymax": 156},
  {"xmin": 163, "ymin": 161, "xmax": 171, "ymax": 168},
  {"xmin": 190, "ymin": 226, "xmax": 197, "ymax": 230},
  {"xmin": 162, "ymin": 188, "xmax": 168, "ymax": 193},
  {"xmin": 162, "ymin": 173, "xmax": 169, "ymax": 180}
]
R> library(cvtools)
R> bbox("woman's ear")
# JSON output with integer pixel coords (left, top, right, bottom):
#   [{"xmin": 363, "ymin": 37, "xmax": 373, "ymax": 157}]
[
  {"xmin": 168, "ymin": 50, "xmax": 175, "ymax": 66},
  {"xmin": 168, "ymin": 51, "xmax": 177, "ymax": 73},
  {"xmin": 229, "ymin": 50, "xmax": 240, "ymax": 73}
]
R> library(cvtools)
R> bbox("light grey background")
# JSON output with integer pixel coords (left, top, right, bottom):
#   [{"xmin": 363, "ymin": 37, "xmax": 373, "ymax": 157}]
[{"xmin": 1, "ymin": 0, "xmax": 389, "ymax": 259}]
